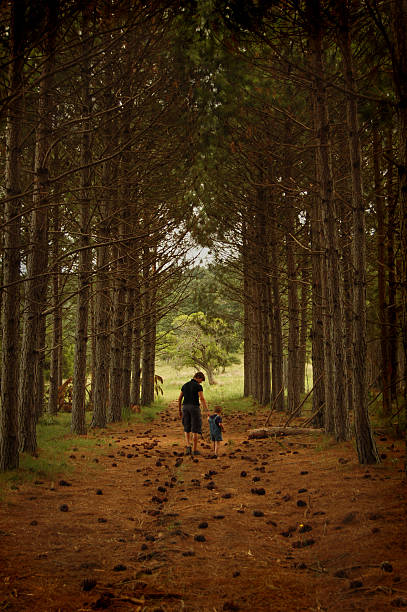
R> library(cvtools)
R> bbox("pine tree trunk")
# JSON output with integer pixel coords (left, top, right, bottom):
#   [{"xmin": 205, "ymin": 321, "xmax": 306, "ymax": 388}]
[
  {"xmin": 141, "ymin": 245, "xmax": 157, "ymax": 406},
  {"xmin": 19, "ymin": 0, "xmax": 57, "ymax": 453},
  {"xmin": 386, "ymin": 129, "xmax": 398, "ymax": 401},
  {"xmin": 339, "ymin": 7, "xmax": 378, "ymax": 462},
  {"xmin": 373, "ymin": 124, "xmax": 391, "ymax": 414},
  {"xmin": 251, "ymin": 276, "xmax": 261, "ymax": 402},
  {"xmin": 0, "ymin": 0, "xmax": 25, "ymax": 471},
  {"xmin": 243, "ymin": 222, "xmax": 256, "ymax": 398},
  {"xmin": 71, "ymin": 12, "xmax": 92, "ymax": 434},
  {"xmin": 243, "ymin": 232, "xmax": 252, "ymax": 398},
  {"xmin": 270, "ymin": 218, "xmax": 284, "ymax": 411},
  {"xmin": 91, "ymin": 84, "xmax": 114, "ymax": 428},
  {"xmin": 108, "ymin": 67, "xmax": 133, "ymax": 421},
  {"xmin": 341, "ymin": 198, "xmax": 354, "ymax": 417},
  {"xmin": 299, "ymin": 255, "xmax": 309, "ymax": 394},
  {"xmin": 118, "ymin": 85, "xmax": 133, "ymax": 411},
  {"xmin": 121, "ymin": 284, "xmax": 133, "ymax": 409},
  {"xmin": 48, "ymin": 204, "xmax": 61, "ymax": 416},
  {"xmin": 254, "ymin": 188, "xmax": 271, "ymax": 406},
  {"xmin": 108, "ymin": 254, "xmax": 126, "ymax": 422},
  {"xmin": 286, "ymin": 205, "xmax": 300, "ymax": 413},
  {"xmin": 262, "ymin": 257, "xmax": 272, "ymax": 406},
  {"xmin": 390, "ymin": 0, "xmax": 407, "ymax": 473},
  {"xmin": 309, "ymin": 1, "xmax": 349, "ymax": 440},
  {"xmin": 310, "ymin": 188, "xmax": 325, "ymax": 427},
  {"xmin": 91, "ymin": 243, "xmax": 111, "ymax": 428},
  {"xmin": 130, "ymin": 277, "xmax": 142, "ymax": 407},
  {"xmin": 89, "ymin": 287, "xmax": 96, "ymax": 411}
]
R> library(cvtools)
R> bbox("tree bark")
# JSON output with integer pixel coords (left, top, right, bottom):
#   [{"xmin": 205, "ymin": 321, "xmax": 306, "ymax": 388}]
[
  {"xmin": 71, "ymin": 9, "xmax": 93, "ymax": 434},
  {"xmin": 270, "ymin": 215, "xmax": 284, "ymax": 411},
  {"xmin": 242, "ymin": 221, "xmax": 256, "ymax": 398},
  {"xmin": 299, "ymin": 251, "xmax": 309, "ymax": 395},
  {"xmin": 389, "ymin": 0, "xmax": 407, "ymax": 474},
  {"xmin": 108, "ymin": 251, "xmax": 126, "ymax": 421},
  {"xmin": 286, "ymin": 202, "xmax": 300, "ymax": 413},
  {"xmin": 308, "ymin": 0, "xmax": 350, "ymax": 441},
  {"xmin": 373, "ymin": 124, "xmax": 391, "ymax": 414},
  {"xmin": 121, "ymin": 284, "xmax": 134, "ymax": 409},
  {"xmin": 91, "ymin": 78, "xmax": 115, "ymax": 428},
  {"xmin": 141, "ymin": 243, "xmax": 157, "ymax": 406},
  {"xmin": 108, "ymin": 62, "xmax": 133, "ymax": 421},
  {"xmin": 48, "ymin": 201, "xmax": 62, "ymax": 416},
  {"xmin": 19, "ymin": 0, "xmax": 57, "ymax": 453},
  {"xmin": 386, "ymin": 129, "xmax": 398, "ymax": 402},
  {"xmin": 339, "ymin": 3, "xmax": 379, "ymax": 462},
  {"xmin": 1, "ymin": 0, "xmax": 25, "ymax": 471},
  {"xmin": 310, "ymin": 184, "xmax": 325, "ymax": 428},
  {"xmin": 254, "ymin": 184, "xmax": 271, "ymax": 406},
  {"xmin": 130, "ymin": 274, "xmax": 142, "ymax": 408}
]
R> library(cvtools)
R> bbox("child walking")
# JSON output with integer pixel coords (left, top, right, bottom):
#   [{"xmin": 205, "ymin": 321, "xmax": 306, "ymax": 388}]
[{"xmin": 208, "ymin": 406, "xmax": 225, "ymax": 458}]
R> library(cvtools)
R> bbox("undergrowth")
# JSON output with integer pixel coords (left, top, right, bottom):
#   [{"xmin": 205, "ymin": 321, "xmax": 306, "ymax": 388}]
[{"xmin": 0, "ymin": 403, "xmax": 164, "ymax": 496}]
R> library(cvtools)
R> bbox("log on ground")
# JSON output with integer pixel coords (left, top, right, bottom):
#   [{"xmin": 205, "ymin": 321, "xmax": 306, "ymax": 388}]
[{"xmin": 248, "ymin": 427, "xmax": 324, "ymax": 439}]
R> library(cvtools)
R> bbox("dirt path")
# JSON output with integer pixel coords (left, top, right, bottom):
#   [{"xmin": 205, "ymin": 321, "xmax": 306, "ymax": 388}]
[{"xmin": 0, "ymin": 405, "xmax": 406, "ymax": 611}]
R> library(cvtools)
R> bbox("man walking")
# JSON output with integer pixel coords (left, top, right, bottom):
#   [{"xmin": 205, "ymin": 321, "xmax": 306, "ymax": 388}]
[{"xmin": 178, "ymin": 372, "xmax": 209, "ymax": 456}]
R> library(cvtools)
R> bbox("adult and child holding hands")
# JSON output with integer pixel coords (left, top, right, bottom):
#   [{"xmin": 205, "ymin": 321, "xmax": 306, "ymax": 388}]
[{"xmin": 178, "ymin": 372, "xmax": 225, "ymax": 458}]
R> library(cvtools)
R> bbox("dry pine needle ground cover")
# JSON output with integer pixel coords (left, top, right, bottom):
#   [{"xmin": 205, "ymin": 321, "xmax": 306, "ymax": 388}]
[{"xmin": 0, "ymin": 404, "xmax": 406, "ymax": 612}]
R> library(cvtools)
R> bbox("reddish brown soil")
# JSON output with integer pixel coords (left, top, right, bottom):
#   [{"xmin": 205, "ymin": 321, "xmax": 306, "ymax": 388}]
[{"xmin": 0, "ymin": 405, "xmax": 406, "ymax": 612}]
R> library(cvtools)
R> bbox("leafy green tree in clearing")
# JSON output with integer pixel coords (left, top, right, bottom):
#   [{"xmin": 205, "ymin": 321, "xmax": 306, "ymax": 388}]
[
  {"xmin": 166, "ymin": 312, "xmax": 240, "ymax": 385},
  {"xmin": 177, "ymin": 266, "xmax": 243, "ymax": 328}
]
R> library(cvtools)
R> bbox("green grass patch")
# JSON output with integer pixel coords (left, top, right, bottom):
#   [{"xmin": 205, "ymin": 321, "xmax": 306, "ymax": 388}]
[
  {"xmin": 0, "ymin": 412, "xmax": 107, "ymax": 496},
  {"xmin": 156, "ymin": 359, "xmax": 245, "ymax": 407}
]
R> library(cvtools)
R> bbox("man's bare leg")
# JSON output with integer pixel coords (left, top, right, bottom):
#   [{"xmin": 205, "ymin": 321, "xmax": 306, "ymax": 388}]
[
  {"xmin": 184, "ymin": 432, "xmax": 192, "ymax": 453},
  {"xmin": 192, "ymin": 433, "xmax": 199, "ymax": 453}
]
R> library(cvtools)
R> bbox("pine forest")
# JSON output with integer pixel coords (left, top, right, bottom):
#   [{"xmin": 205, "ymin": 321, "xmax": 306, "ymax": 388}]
[{"xmin": 0, "ymin": 1, "xmax": 407, "ymax": 609}]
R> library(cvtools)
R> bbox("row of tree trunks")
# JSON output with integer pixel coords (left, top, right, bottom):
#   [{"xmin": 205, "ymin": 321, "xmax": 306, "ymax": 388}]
[
  {"xmin": 0, "ymin": 2, "xmax": 198, "ymax": 470},
  {"xmin": 243, "ymin": 175, "xmax": 310, "ymax": 410}
]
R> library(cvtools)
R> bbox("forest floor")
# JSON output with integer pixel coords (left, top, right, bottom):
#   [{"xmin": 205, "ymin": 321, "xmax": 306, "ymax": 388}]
[{"xmin": 0, "ymin": 404, "xmax": 406, "ymax": 612}]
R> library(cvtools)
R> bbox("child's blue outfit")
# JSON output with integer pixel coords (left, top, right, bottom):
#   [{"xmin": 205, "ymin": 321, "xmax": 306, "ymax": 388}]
[{"xmin": 209, "ymin": 413, "xmax": 223, "ymax": 441}]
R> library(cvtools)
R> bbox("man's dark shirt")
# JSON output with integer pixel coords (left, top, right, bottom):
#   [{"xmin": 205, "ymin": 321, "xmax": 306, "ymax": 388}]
[{"xmin": 181, "ymin": 379, "xmax": 203, "ymax": 406}]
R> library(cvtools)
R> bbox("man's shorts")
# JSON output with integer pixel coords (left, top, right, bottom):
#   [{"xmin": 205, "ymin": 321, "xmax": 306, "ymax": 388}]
[{"xmin": 182, "ymin": 404, "xmax": 202, "ymax": 434}]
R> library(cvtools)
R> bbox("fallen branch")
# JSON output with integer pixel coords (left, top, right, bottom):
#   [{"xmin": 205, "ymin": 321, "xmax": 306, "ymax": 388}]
[
  {"xmin": 283, "ymin": 373, "xmax": 324, "ymax": 427},
  {"xmin": 301, "ymin": 403, "xmax": 325, "ymax": 428},
  {"xmin": 248, "ymin": 427, "xmax": 323, "ymax": 439},
  {"xmin": 264, "ymin": 386, "xmax": 284, "ymax": 426}
]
